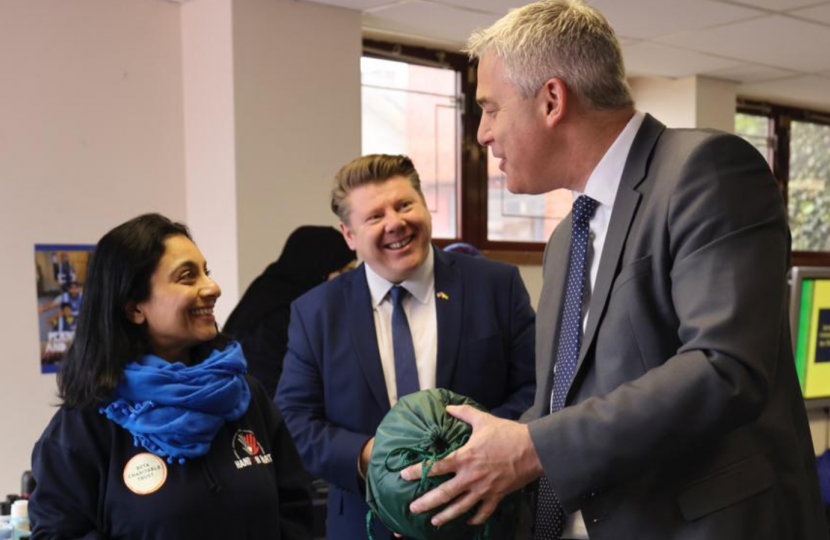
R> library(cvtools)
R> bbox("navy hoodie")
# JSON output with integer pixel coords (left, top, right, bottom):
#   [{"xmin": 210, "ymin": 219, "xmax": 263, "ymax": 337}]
[{"xmin": 30, "ymin": 377, "xmax": 313, "ymax": 540}]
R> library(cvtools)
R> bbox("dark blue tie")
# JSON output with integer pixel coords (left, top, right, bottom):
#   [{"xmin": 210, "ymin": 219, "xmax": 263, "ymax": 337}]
[
  {"xmin": 390, "ymin": 285, "xmax": 420, "ymax": 399},
  {"xmin": 535, "ymin": 195, "xmax": 598, "ymax": 540}
]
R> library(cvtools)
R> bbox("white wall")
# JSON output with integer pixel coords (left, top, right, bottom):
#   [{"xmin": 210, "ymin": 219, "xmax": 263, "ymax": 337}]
[
  {"xmin": 0, "ymin": 0, "xmax": 186, "ymax": 494},
  {"xmin": 630, "ymin": 75, "xmax": 738, "ymax": 132},
  {"xmin": 630, "ymin": 76, "xmax": 699, "ymax": 129},
  {"xmin": 181, "ymin": 0, "xmax": 240, "ymax": 326},
  {"xmin": 517, "ymin": 265, "xmax": 543, "ymax": 310},
  {"xmin": 0, "ymin": 0, "xmax": 363, "ymax": 496},
  {"xmin": 232, "ymin": 0, "xmax": 362, "ymax": 291},
  {"xmin": 696, "ymin": 77, "xmax": 739, "ymax": 134},
  {"xmin": 180, "ymin": 0, "xmax": 362, "ymax": 321}
]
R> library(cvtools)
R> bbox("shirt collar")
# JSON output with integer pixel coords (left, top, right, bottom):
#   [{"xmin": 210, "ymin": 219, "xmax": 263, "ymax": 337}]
[
  {"xmin": 365, "ymin": 247, "xmax": 435, "ymax": 307},
  {"xmin": 572, "ymin": 110, "xmax": 645, "ymax": 208}
]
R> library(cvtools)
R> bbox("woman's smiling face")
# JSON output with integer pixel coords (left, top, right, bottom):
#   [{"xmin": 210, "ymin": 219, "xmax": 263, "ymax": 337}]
[{"xmin": 131, "ymin": 234, "xmax": 221, "ymax": 363}]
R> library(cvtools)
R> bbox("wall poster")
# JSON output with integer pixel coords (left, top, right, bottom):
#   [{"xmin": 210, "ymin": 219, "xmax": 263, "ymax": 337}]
[{"xmin": 35, "ymin": 244, "xmax": 95, "ymax": 374}]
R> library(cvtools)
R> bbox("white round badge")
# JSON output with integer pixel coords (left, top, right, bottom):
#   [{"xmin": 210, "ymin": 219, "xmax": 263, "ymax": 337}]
[{"xmin": 123, "ymin": 453, "xmax": 168, "ymax": 495}]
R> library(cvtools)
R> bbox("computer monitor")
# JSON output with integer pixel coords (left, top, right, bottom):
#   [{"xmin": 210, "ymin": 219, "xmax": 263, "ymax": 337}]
[{"xmin": 789, "ymin": 266, "xmax": 830, "ymax": 409}]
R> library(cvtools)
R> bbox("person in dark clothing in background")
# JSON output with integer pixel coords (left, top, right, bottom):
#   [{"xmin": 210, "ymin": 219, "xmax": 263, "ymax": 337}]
[
  {"xmin": 30, "ymin": 213, "xmax": 313, "ymax": 540},
  {"xmin": 224, "ymin": 225, "xmax": 356, "ymax": 398}
]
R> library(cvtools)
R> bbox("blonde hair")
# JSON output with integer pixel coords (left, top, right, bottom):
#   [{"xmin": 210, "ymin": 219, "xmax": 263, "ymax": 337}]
[
  {"xmin": 331, "ymin": 154, "xmax": 423, "ymax": 224},
  {"xmin": 465, "ymin": 0, "xmax": 632, "ymax": 110}
]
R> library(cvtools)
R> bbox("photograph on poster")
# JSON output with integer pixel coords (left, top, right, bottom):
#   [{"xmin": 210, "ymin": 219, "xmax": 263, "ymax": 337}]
[{"xmin": 34, "ymin": 244, "xmax": 94, "ymax": 374}]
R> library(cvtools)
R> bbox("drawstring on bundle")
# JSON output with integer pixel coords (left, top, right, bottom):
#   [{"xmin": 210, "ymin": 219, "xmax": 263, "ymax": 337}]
[{"xmin": 366, "ymin": 434, "xmax": 491, "ymax": 540}]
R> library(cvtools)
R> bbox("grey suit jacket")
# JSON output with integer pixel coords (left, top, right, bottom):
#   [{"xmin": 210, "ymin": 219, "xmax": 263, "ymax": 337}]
[{"xmin": 524, "ymin": 114, "xmax": 827, "ymax": 539}]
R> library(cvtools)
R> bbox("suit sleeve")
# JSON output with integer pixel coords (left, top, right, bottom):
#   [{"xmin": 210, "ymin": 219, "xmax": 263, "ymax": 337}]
[
  {"xmin": 489, "ymin": 266, "xmax": 536, "ymax": 420},
  {"xmin": 529, "ymin": 134, "xmax": 791, "ymax": 510},
  {"xmin": 276, "ymin": 302, "xmax": 371, "ymax": 494}
]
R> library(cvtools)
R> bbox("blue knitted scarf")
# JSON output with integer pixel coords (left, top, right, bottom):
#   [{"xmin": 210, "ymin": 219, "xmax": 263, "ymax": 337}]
[{"xmin": 100, "ymin": 341, "xmax": 251, "ymax": 464}]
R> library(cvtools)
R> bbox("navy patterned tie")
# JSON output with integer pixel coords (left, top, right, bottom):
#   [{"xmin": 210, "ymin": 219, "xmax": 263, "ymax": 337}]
[
  {"xmin": 534, "ymin": 195, "xmax": 598, "ymax": 540},
  {"xmin": 390, "ymin": 285, "xmax": 420, "ymax": 399}
]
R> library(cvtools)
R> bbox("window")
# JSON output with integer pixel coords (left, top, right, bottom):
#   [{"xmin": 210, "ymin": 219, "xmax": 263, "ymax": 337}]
[
  {"xmin": 789, "ymin": 120, "xmax": 830, "ymax": 252},
  {"xmin": 361, "ymin": 56, "xmax": 461, "ymax": 239},
  {"xmin": 361, "ymin": 40, "xmax": 553, "ymax": 263},
  {"xmin": 361, "ymin": 43, "xmax": 830, "ymax": 265},
  {"xmin": 486, "ymin": 151, "xmax": 573, "ymax": 243},
  {"xmin": 736, "ymin": 99, "xmax": 830, "ymax": 265},
  {"xmin": 734, "ymin": 112, "xmax": 773, "ymax": 167}
]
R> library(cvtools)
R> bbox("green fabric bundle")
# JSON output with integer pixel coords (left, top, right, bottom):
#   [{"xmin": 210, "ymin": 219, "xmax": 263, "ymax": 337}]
[{"xmin": 365, "ymin": 389, "xmax": 515, "ymax": 540}]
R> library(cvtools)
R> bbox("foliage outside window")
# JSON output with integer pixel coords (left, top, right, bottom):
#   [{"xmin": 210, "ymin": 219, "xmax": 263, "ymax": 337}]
[
  {"xmin": 736, "ymin": 100, "xmax": 830, "ymax": 264},
  {"xmin": 789, "ymin": 121, "xmax": 830, "ymax": 252},
  {"xmin": 734, "ymin": 113, "xmax": 773, "ymax": 166}
]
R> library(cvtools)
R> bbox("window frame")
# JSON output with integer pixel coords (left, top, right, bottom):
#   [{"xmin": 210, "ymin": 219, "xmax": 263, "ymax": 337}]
[
  {"xmin": 737, "ymin": 98, "xmax": 830, "ymax": 267},
  {"xmin": 362, "ymin": 40, "xmax": 544, "ymax": 264}
]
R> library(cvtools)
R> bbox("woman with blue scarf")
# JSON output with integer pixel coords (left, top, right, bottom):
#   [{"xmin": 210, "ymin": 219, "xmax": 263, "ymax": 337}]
[{"xmin": 29, "ymin": 213, "xmax": 314, "ymax": 540}]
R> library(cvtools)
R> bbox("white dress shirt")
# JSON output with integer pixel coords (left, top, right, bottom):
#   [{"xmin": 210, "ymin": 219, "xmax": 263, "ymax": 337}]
[
  {"xmin": 364, "ymin": 248, "xmax": 438, "ymax": 407},
  {"xmin": 562, "ymin": 110, "xmax": 645, "ymax": 539}
]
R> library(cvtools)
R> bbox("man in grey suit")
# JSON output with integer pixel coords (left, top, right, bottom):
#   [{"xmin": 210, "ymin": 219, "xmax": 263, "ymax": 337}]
[{"xmin": 401, "ymin": 1, "xmax": 827, "ymax": 538}]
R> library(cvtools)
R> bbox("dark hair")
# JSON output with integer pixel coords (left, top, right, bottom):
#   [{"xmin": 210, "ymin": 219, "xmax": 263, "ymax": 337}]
[
  {"xmin": 58, "ymin": 213, "xmax": 223, "ymax": 408},
  {"xmin": 443, "ymin": 242, "xmax": 483, "ymax": 258}
]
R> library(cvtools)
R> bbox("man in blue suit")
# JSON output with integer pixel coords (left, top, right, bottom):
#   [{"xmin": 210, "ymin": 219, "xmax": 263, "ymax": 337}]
[{"xmin": 276, "ymin": 154, "xmax": 536, "ymax": 540}]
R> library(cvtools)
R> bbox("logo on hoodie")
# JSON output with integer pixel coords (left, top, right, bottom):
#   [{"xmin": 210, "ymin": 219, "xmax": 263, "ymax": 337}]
[{"xmin": 232, "ymin": 429, "xmax": 273, "ymax": 469}]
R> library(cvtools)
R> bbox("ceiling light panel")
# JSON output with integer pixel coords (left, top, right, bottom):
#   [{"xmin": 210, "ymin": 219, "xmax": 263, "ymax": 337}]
[
  {"xmin": 717, "ymin": 0, "xmax": 830, "ymax": 12},
  {"xmin": 364, "ymin": 1, "xmax": 500, "ymax": 44},
  {"xmin": 304, "ymin": 0, "xmax": 402, "ymax": 10},
  {"xmin": 588, "ymin": 0, "xmax": 764, "ymax": 40},
  {"xmin": 789, "ymin": 2, "xmax": 830, "ymax": 24},
  {"xmin": 703, "ymin": 63, "xmax": 798, "ymax": 83},
  {"xmin": 657, "ymin": 14, "xmax": 830, "ymax": 72},
  {"xmin": 623, "ymin": 41, "xmax": 743, "ymax": 78},
  {"xmin": 740, "ymin": 74, "xmax": 830, "ymax": 109}
]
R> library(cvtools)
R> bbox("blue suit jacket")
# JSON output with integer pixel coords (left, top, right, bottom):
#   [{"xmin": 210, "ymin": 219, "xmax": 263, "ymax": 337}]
[{"xmin": 276, "ymin": 248, "xmax": 535, "ymax": 540}]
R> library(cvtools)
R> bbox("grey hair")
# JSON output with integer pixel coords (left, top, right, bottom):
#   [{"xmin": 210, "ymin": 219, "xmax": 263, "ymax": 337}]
[{"xmin": 465, "ymin": 0, "xmax": 633, "ymax": 111}]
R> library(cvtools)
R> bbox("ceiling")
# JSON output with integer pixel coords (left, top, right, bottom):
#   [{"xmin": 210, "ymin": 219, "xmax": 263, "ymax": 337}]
[{"xmin": 301, "ymin": 0, "xmax": 830, "ymax": 112}]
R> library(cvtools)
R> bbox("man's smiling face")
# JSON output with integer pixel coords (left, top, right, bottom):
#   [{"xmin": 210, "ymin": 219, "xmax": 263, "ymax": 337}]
[{"xmin": 340, "ymin": 176, "xmax": 432, "ymax": 284}]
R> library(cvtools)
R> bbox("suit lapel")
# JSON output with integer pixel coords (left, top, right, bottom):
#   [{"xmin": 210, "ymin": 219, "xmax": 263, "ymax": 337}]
[
  {"xmin": 576, "ymin": 115, "xmax": 665, "ymax": 372},
  {"xmin": 434, "ymin": 249, "xmax": 462, "ymax": 389},
  {"xmin": 344, "ymin": 265, "xmax": 390, "ymax": 412}
]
